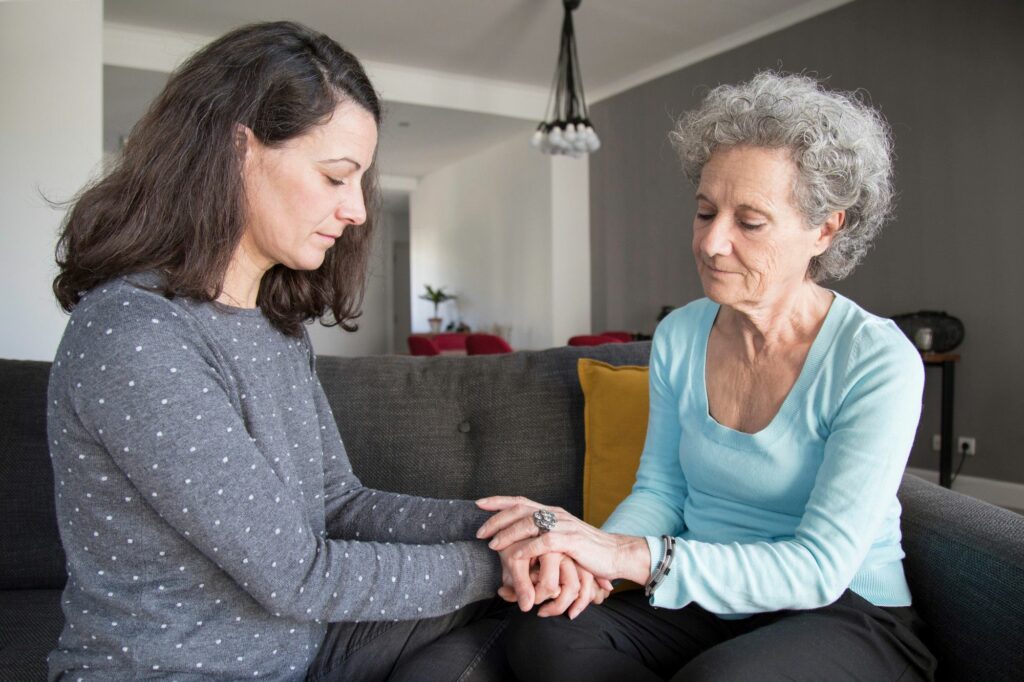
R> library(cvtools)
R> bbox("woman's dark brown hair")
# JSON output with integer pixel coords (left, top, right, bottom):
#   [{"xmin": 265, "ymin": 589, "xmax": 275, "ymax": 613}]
[{"xmin": 53, "ymin": 21, "xmax": 381, "ymax": 336}]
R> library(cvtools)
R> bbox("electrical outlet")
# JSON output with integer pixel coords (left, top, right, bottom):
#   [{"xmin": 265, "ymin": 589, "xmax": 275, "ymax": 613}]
[
  {"xmin": 957, "ymin": 436, "xmax": 976, "ymax": 456},
  {"xmin": 931, "ymin": 434, "xmax": 941, "ymax": 451}
]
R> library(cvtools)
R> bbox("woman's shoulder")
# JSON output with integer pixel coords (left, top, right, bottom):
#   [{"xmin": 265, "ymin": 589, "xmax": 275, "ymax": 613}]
[
  {"xmin": 657, "ymin": 298, "xmax": 715, "ymax": 336},
  {"xmin": 69, "ymin": 276, "xmax": 197, "ymax": 333},
  {"xmin": 828, "ymin": 294, "xmax": 921, "ymax": 378},
  {"xmin": 59, "ymin": 275, "xmax": 216, "ymax": 365}
]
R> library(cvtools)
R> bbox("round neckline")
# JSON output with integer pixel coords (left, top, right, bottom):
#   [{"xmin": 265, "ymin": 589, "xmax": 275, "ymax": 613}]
[{"xmin": 697, "ymin": 293, "xmax": 844, "ymax": 445}]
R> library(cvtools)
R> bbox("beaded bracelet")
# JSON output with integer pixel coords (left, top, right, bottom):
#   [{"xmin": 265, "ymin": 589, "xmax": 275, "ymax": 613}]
[{"xmin": 644, "ymin": 534, "xmax": 676, "ymax": 598}]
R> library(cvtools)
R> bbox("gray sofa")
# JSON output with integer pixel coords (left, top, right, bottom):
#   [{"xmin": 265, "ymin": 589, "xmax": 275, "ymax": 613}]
[{"xmin": 1, "ymin": 345, "xmax": 1022, "ymax": 680}]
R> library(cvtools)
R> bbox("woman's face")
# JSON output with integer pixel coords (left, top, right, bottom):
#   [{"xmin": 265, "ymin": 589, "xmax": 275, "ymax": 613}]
[
  {"xmin": 239, "ymin": 101, "xmax": 378, "ymax": 273},
  {"xmin": 692, "ymin": 145, "xmax": 835, "ymax": 309}
]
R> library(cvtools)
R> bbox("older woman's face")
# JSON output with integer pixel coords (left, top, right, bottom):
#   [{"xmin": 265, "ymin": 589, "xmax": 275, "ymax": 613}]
[{"xmin": 692, "ymin": 145, "xmax": 832, "ymax": 309}]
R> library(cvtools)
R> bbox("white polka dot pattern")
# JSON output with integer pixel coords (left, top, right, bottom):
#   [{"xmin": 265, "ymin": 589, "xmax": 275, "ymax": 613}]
[{"xmin": 46, "ymin": 275, "xmax": 501, "ymax": 680}]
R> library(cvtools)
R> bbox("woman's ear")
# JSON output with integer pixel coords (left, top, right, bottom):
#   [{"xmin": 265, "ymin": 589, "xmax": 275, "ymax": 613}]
[
  {"xmin": 813, "ymin": 210, "xmax": 845, "ymax": 256},
  {"xmin": 234, "ymin": 123, "xmax": 255, "ymax": 157}
]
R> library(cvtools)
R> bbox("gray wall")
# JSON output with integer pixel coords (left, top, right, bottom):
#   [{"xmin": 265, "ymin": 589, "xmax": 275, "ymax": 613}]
[{"xmin": 589, "ymin": 0, "xmax": 1024, "ymax": 484}]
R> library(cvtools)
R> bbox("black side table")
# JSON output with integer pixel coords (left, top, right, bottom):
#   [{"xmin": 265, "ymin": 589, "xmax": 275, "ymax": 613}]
[{"xmin": 922, "ymin": 352, "xmax": 960, "ymax": 488}]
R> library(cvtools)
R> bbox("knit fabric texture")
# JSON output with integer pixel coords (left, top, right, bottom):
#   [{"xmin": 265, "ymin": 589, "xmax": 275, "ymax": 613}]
[{"xmin": 46, "ymin": 275, "xmax": 501, "ymax": 681}]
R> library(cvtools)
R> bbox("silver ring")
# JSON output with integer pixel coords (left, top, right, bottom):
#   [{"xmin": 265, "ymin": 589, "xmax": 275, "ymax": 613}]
[{"xmin": 532, "ymin": 509, "xmax": 557, "ymax": 534}]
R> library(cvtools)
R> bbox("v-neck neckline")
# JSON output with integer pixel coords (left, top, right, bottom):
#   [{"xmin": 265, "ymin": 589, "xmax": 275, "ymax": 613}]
[{"xmin": 698, "ymin": 293, "xmax": 844, "ymax": 444}]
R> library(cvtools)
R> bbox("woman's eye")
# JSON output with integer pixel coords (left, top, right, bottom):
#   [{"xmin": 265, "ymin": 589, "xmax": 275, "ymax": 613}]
[
  {"xmin": 696, "ymin": 212, "xmax": 714, "ymax": 221},
  {"xmin": 326, "ymin": 176, "xmax": 346, "ymax": 187}
]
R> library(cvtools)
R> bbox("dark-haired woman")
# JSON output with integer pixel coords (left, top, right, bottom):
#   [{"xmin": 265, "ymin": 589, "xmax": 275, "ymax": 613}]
[{"xmin": 46, "ymin": 21, "xmax": 593, "ymax": 681}]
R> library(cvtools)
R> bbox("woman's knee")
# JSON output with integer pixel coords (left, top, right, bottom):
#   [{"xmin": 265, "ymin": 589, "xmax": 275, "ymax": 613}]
[{"xmin": 504, "ymin": 608, "xmax": 607, "ymax": 677}]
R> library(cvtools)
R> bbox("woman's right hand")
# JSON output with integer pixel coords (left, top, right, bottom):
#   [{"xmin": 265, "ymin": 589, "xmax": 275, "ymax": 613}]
[{"xmin": 496, "ymin": 550, "xmax": 609, "ymax": 618}]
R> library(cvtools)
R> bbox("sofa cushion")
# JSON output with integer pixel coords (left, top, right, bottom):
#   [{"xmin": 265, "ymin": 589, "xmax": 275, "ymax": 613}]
[
  {"xmin": 0, "ymin": 588, "xmax": 63, "ymax": 680},
  {"xmin": 0, "ymin": 360, "xmax": 66, "ymax": 590},
  {"xmin": 316, "ymin": 343, "xmax": 652, "ymax": 516},
  {"xmin": 578, "ymin": 358, "xmax": 649, "ymax": 527},
  {"xmin": 898, "ymin": 474, "xmax": 1024, "ymax": 681}
]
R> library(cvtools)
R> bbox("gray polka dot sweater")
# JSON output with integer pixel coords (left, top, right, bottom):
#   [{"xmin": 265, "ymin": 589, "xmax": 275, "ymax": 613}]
[{"xmin": 46, "ymin": 275, "xmax": 502, "ymax": 680}]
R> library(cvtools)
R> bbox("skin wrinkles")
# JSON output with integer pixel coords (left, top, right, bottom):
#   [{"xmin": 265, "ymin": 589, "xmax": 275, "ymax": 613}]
[{"xmin": 695, "ymin": 145, "xmax": 844, "ymax": 433}]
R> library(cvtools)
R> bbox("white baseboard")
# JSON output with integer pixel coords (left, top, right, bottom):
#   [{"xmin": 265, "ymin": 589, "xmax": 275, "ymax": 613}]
[{"xmin": 906, "ymin": 467, "xmax": 1024, "ymax": 510}]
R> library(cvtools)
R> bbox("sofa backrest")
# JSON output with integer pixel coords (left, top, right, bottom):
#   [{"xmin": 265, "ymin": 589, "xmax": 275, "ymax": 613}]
[
  {"xmin": 4, "ymin": 349, "xmax": 1022, "ymax": 680},
  {"xmin": 0, "ymin": 360, "xmax": 67, "ymax": 590},
  {"xmin": 316, "ymin": 343, "xmax": 653, "ymax": 513},
  {"xmin": 897, "ymin": 474, "xmax": 1024, "ymax": 681}
]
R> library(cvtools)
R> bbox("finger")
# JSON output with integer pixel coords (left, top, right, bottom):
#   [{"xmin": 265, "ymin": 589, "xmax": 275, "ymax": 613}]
[
  {"xmin": 508, "ymin": 558, "xmax": 535, "ymax": 612},
  {"xmin": 475, "ymin": 495, "xmax": 537, "ymax": 512},
  {"xmin": 593, "ymin": 588, "xmax": 609, "ymax": 605},
  {"xmin": 597, "ymin": 578, "xmax": 614, "ymax": 592},
  {"xmin": 489, "ymin": 515, "xmax": 545, "ymax": 551},
  {"xmin": 567, "ymin": 568, "xmax": 594, "ymax": 620},
  {"xmin": 477, "ymin": 503, "xmax": 538, "ymax": 540},
  {"xmin": 533, "ymin": 553, "xmax": 562, "ymax": 604},
  {"xmin": 539, "ymin": 559, "xmax": 580, "ymax": 618},
  {"xmin": 511, "ymin": 533, "xmax": 562, "ymax": 562},
  {"xmin": 497, "ymin": 585, "xmax": 518, "ymax": 602}
]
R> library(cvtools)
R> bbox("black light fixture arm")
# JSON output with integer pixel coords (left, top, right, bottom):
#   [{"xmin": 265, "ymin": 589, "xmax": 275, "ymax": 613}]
[{"xmin": 531, "ymin": 0, "xmax": 600, "ymax": 156}]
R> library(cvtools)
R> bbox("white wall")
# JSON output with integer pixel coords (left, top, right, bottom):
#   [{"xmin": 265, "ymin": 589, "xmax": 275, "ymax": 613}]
[
  {"xmin": 411, "ymin": 137, "xmax": 553, "ymax": 349},
  {"xmin": 550, "ymin": 156, "xmax": 592, "ymax": 344},
  {"xmin": 410, "ymin": 137, "xmax": 591, "ymax": 351},
  {"xmin": 0, "ymin": 0, "xmax": 103, "ymax": 361}
]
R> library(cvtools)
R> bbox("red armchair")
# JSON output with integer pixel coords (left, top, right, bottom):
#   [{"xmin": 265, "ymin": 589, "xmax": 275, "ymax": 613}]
[
  {"xmin": 466, "ymin": 333, "xmax": 513, "ymax": 355},
  {"xmin": 599, "ymin": 330, "xmax": 634, "ymax": 342},
  {"xmin": 407, "ymin": 335, "xmax": 441, "ymax": 356},
  {"xmin": 432, "ymin": 333, "xmax": 468, "ymax": 352},
  {"xmin": 567, "ymin": 335, "xmax": 625, "ymax": 347}
]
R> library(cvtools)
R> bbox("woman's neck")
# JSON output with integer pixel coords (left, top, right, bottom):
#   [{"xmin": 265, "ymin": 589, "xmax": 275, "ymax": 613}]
[
  {"xmin": 718, "ymin": 283, "xmax": 834, "ymax": 357},
  {"xmin": 218, "ymin": 242, "xmax": 270, "ymax": 309}
]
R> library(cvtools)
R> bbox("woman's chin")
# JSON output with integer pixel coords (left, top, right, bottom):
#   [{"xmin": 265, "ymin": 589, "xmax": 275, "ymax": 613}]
[{"xmin": 699, "ymin": 278, "xmax": 738, "ymax": 306}]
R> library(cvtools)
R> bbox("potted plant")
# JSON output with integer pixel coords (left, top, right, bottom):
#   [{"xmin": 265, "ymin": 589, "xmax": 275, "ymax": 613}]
[{"xmin": 419, "ymin": 285, "xmax": 456, "ymax": 334}]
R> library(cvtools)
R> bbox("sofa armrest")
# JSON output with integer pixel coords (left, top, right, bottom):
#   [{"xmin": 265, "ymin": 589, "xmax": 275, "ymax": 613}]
[{"xmin": 898, "ymin": 473, "xmax": 1024, "ymax": 681}]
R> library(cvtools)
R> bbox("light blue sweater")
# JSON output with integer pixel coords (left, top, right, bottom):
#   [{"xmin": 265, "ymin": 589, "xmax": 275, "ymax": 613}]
[{"xmin": 603, "ymin": 294, "xmax": 924, "ymax": 614}]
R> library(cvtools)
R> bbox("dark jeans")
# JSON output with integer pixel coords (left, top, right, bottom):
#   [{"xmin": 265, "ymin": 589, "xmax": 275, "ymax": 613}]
[
  {"xmin": 306, "ymin": 597, "xmax": 514, "ymax": 682},
  {"xmin": 505, "ymin": 589, "xmax": 937, "ymax": 681}
]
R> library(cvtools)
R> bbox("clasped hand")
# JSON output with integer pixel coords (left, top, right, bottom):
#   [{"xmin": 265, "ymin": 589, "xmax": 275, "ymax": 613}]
[{"xmin": 475, "ymin": 496, "xmax": 649, "ymax": 619}]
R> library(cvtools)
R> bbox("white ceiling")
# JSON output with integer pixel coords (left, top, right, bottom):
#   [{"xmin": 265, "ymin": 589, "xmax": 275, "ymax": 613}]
[
  {"xmin": 104, "ymin": 0, "xmax": 850, "ymax": 95},
  {"xmin": 103, "ymin": 0, "xmax": 851, "ymax": 185},
  {"xmin": 103, "ymin": 65, "xmax": 532, "ymax": 179}
]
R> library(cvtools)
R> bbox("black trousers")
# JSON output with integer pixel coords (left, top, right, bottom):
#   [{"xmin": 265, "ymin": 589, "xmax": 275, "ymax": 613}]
[
  {"xmin": 306, "ymin": 597, "xmax": 515, "ymax": 682},
  {"xmin": 504, "ymin": 589, "xmax": 937, "ymax": 681}
]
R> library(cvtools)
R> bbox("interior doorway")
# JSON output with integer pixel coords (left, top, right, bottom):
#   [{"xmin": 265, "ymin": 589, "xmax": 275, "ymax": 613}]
[{"xmin": 392, "ymin": 239, "xmax": 411, "ymax": 353}]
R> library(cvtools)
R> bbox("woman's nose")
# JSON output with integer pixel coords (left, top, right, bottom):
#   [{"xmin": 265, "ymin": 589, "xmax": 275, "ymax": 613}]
[
  {"xmin": 336, "ymin": 189, "xmax": 367, "ymax": 227},
  {"xmin": 698, "ymin": 216, "xmax": 733, "ymax": 257}
]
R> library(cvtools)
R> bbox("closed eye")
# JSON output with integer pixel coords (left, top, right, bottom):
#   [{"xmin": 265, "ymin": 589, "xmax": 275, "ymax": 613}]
[
  {"xmin": 326, "ymin": 175, "xmax": 346, "ymax": 187},
  {"xmin": 696, "ymin": 212, "xmax": 714, "ymax": 221}
]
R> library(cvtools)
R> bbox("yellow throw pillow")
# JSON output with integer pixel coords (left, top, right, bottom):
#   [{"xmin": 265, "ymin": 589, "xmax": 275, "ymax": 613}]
[{"xmin": 578, "ymin": 358, "xmax": 650, "ymax": 528}]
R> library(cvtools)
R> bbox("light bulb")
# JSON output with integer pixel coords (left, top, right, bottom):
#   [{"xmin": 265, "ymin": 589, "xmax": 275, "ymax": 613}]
[
  {"xmin": 564, "ymin": 122, "xmax": 577, "ymax": 142},
  {"xmin": 548, "ymin": 126, "xmax": 564, "ymax": 147},
  {"xmin": 530, "ymin": 129, "xmax": 544, "ymax": 148}
]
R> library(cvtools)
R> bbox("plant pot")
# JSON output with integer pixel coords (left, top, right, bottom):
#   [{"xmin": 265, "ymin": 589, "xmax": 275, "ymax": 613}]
[{"xmin": 428, "ymin": 317, "xmax": 443, "ymax": 334}]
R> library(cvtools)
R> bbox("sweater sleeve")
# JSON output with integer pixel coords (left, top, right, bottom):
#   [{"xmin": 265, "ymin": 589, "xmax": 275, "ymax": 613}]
[
  {"xmin": 314, "ymin": 379, "xmax": 493, "ymax": 544},
  {"xmin": 68, "ymin": 302, "xmax": 500, "ymax": 623},
  {"xmin": 602, "ymin": 319, "xmax": 689, "ymax": 539},
  {"xmin": 647, "ymin": 326, "xmax": 924, "ymax": 614}
]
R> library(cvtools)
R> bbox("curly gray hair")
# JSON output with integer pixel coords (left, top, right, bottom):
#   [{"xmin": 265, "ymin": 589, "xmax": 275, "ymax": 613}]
[{"xmin": 670, "ymin": 71, "xmax": 895, "ymax": 281}]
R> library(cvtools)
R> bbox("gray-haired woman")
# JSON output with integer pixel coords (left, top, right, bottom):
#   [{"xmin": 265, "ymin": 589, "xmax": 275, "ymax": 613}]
[{"xmin": 478, "ymin": 72, "xmax": 938, "ymax": 680}]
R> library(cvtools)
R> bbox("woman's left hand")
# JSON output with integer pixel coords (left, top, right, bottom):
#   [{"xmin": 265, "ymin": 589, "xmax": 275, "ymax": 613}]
[{"xmin": 476, "ymin": 496, "xmax": 648, "ymax": 586}]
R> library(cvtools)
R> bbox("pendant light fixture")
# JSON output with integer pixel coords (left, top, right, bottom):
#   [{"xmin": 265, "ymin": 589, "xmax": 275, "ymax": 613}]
[{"xmin": 531, "ymin": 0, "xmax": 600, "ymax": 157}]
